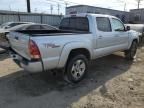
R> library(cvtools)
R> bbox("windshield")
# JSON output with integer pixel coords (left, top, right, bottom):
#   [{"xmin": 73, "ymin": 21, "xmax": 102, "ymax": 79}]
[
  {"xmin": 8, "ymin": 25, "xmax": 26, "ymax": 31},
  {"xmin": 59, "ymin": 17, "xmax": 89, "ymax": 32}
]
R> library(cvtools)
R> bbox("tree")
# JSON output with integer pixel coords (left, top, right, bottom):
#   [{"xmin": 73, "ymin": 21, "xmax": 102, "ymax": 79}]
[{"xmin": 135, "ymin": 0, "xmax": 143, "ymax": 9}]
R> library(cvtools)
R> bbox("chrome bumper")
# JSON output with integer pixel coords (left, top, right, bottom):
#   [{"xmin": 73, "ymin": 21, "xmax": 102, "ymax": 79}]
[{"xmin": 10, "ymin": 51, "xmax": 43, "ymax": 73}]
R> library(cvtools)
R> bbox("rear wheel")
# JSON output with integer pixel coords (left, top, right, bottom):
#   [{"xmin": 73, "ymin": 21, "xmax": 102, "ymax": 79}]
[
  {"xmin": 125, "ymin": 41, "xmax": 137, "ymax": 60},
  {"xmin": 64, "ymin": 54, "xmax": 88, "ymax": 83},
  {"xmin": 142, "ymin": 36, "xmax": 144, "ymax": 45}
]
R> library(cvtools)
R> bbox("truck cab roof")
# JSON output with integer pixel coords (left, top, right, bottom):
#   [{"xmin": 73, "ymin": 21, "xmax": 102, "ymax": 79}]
[{"xmin": 65, "ymin": 13, "xmax": 118, "ymax": 19}]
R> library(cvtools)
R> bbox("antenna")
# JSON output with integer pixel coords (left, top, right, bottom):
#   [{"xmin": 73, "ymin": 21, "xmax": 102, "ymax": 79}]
[
  {"xmin": 124, "ymin": 3, "xmax": 126, "ymax": 11},
  {"xmin": 58, "ymin": 3, "xmax": 60, "ymax": 15}
]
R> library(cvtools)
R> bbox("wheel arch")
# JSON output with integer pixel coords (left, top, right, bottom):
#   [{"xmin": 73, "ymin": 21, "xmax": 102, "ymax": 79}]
[
  {"xmin": 128, "ymin": 38, "xmax": 139, "ymax": 49},
  {"xmin": 57, "ymin": 42, "xmax": 92, "ymax": 68}
]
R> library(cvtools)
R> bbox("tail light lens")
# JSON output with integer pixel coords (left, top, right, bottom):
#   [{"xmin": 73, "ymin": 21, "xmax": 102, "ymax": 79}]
[{"xmin": 29, "ymin": 40, "xmax": 41, "ymax": 60}]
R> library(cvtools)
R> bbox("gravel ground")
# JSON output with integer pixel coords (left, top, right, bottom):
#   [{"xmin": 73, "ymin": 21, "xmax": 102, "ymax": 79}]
[{"xmin": 0, "ymin": 47, "xmax": 144, "ymax": 108}]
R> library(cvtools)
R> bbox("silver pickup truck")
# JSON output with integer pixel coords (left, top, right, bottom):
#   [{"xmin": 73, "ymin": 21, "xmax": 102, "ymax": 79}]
[{"xmin": 8, "ymin": 14, "xmax": 139, "ymax": 83}]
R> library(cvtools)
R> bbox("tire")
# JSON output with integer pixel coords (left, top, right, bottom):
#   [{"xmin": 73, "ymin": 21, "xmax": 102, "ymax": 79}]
[
  {"xmin": 64, "ymin": 54, "xmax": 88, "ymax": 83},
  {"xmin": 125, "ymin": 41, "xmax": 137, "ymax": 60},
  {"xmin": 142, "ymin": 36, "xmax": 144, "ymax": 45}
]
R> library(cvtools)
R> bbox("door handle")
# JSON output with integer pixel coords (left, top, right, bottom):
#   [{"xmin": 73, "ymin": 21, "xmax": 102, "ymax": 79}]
[
  {"xmin": 14, "ymin": 36, "xmax": 19, "ymax": 40},
  {"xmin": 115, "ymin": 35, "xmax": 119, "ymax": 37},
  {"xmin": 98, "ymin": 36, "xmax": 103, "ymax": 39}
]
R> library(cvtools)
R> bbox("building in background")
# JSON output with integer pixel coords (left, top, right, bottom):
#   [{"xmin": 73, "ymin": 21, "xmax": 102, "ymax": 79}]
[
  {"xmin": 0, "ymin": 10, "xmax": 62, "ymax": 26},
  {"xmin": 66, "ymin": 5, "xmax": 130, "ymax": 23},
  {"xmin": 0, "ymin": 5, "xmax": 144, "ymax": 25},
  {"xmin": 130, "ymin": 9, "xmax": 144, "ymax": 24}
]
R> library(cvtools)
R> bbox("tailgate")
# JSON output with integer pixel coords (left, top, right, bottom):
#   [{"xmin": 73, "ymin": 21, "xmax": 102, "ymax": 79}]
[{"xmin": 8, "ymin": 32, "xmax": 31, "ymax": 60}]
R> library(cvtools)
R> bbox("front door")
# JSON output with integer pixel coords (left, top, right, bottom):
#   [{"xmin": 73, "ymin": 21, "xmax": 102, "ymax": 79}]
[{"xmin": 111, "ymin": 18, "xmax": 129, "ymax": 49}]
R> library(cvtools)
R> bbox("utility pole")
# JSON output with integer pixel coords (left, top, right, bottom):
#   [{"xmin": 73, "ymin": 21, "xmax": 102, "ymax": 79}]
[
  {"xmin": 124, "ymin": 3, "xmax": 126, "ymax": 11},
  {"xmin": 58, "ymin": 4, "xmax": 60, "ymax": 15},
  {"xmin": 9, "ymin": 5, "xmax": 12, "ymax": 11},
  {"xmin": 26, "ymin": 0, "xmax": 31, "ymax": 13},
  {"xmin": 138, "ymin": 0, "xmax": 141, "ymax": 9},
  {"xmin": 50, "ymin": 5, "xmax": 53, "ymax": 14},
  {"xmin": 135, "ymin": 0, "xmax": 143, "ymax": 9},
  {"xmin": 65, "ymin": 2, "xmax": 68, "ymax": 8},
  {"xmin": 65, "ymin": 2, "xmax": 68, "ymax": 15},
  {"xmin": 34, "ymin": 8, "xmax": 37, "ymax": 13}
]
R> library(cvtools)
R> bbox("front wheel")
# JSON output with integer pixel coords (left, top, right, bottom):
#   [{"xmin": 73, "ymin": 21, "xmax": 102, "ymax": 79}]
[
  {"xmin": 125, "ymin": 41, "xmax": 137, "ymax": 60},
  {"xmin": 64, "ymin": 54, "xmax": 88, "ymax": 83}
]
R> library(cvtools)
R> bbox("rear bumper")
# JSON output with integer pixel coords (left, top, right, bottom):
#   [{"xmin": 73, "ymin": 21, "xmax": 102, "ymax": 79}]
[
  {"xmin": 20, "ymin": 60, "xmax": 43, "ymax": 73},
  {"xmin": 10, "ymin": 51, "xmax": 43, "ymax": 73}
]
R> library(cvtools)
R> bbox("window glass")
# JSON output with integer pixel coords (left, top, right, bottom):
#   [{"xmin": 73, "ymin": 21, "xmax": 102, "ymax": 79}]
[
  {"xmin": 27, "ymin": 25, "xmax": 41, "ymax": 30},
  {"xmin": 59, "ymin": 18, "xmax": 70, "ymax": 29},
  {"xmin": 41, "ymin": 25, "xmax": 56, "ymax": 30},
  {"xmin": 75, "ymin": 18, "xmax": 89, "ymax": 31},
  {"xmin": 8, "ymin": 25, "xmax": 26, "ymax": 30},
  {"xmin": 9, "ymin": 23, "xmax": 25, "ymax": 28},
  {"xmin": 111, "ymin": 18, "xmax": 125, "ymax": 31},
  {"xmin": 96, "ymin": 17, "xmax": 112, "ymax": 32},
  {"xmin": 59, "ymin": 17, "xmax": 89, "ymax": 31}
]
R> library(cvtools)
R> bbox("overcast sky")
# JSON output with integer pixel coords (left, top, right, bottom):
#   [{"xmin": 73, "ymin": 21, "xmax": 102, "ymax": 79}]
[{"xmin": 0, "ymin": 0, "xmax": 144, "ymax": 14}]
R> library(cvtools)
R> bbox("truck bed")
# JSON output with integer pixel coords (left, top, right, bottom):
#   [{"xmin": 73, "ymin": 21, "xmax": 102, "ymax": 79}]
[{"xmin": 8, "ymin": 30, "xmax": 91, "ymax": 61}]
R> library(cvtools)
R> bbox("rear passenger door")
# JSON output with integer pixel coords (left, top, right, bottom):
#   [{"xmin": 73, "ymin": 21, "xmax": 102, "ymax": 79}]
[
  {"xmin": 96, "ymin": 17, "xmax": 115, "ymax": 49},
  {"xmin": 95, "ymin": 17, "xmax": 117, "ymax": 57}
]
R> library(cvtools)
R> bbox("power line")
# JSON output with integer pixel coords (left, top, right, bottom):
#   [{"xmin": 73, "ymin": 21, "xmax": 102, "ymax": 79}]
[{"xmin": 45, "ymin": 0, "xmax": 65, "ymax": 6}]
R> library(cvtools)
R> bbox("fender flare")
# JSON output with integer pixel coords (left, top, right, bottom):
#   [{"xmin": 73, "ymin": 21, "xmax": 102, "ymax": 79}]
[
  {"xmin": 128, "ymin": 37, "xmax": 139, "ymax": 49},
  {"xmin": 57, "ymin": 41, "xmax": 92, "ymax": 68}
]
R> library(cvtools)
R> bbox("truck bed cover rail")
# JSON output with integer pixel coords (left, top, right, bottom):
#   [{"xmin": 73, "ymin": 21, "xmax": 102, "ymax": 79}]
[{"xmin": 14, "ymin": 30, "xmax": 90, "ymax": 36}]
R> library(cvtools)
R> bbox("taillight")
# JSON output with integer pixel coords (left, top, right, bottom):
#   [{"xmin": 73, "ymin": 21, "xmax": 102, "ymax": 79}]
[{"xmin": 29, "ymin": 40, "xmax": 41, "ymax": 60}]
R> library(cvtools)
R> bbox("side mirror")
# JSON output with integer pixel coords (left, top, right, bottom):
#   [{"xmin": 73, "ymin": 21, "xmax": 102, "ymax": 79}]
[{"xmin": 126, "ymin": 26, "xmax": 130, "ymax": 31}]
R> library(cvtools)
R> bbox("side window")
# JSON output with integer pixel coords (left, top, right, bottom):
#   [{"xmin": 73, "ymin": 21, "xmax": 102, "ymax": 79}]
[
  {"xmin": 59, "ymin": 18, "xmax": 70, "ymax": 29},
  {"xmin": 9, "ymin": 23, "xmax": 21, "ymax": 28},
  {"xmin": 76, "ymin": 18, "xmax": 89, "ymax": 31},
  {"xmin": 96, "ymin": 17, "xmax": 112, "ymax": 32},
  {"xmin": 27, "ymin": 25, "xmax": 41, "ymax": 30},
  {"xmin": 111, "ymin": 18, "xmax": 125, "ymax": 31},
  {"xmin": 41, "ymin": 25, "xmax": 57, "ymax": 30},
  {"xmin": 69, "ymin": 17, "xmax": 89, "ymax": 31},
  {"xmin": 59, "ymin": 17, "xmax": 89, "ymax": 31}
]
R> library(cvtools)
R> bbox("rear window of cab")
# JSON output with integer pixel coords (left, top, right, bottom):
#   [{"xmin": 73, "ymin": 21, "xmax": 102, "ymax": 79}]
[{"xmin": 59, "ymin": 17, "xmax": 89, "ymax": 32}]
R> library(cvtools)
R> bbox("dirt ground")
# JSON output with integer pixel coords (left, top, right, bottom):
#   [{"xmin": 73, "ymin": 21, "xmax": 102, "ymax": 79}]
[{"xmin": 0, "ymin": 47, "xmax": 144, "ymax": 108}]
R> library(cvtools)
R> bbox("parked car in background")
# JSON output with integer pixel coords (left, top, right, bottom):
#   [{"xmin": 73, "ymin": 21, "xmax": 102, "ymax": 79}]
[
  {"xmin": 8, "ymin": 23, "xmax": 58, "ymax": 31},
  {"xmin": 125, "ymin": 24, "xmax": 144, "ymax": 45},
  {"xmin": 8, "ymin": 14, "xmax": 139, "ymax": 83},
  {"xmin": 0, "ymin": 23, "xmax": 58, "ymax": 49},
  {"xmin": 0, "ymin": 22, "xmax": 33, "ymax": 29},
  {"xmin": 0, "ymin": 22, "xmax": 34, "ymax": 49}
]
